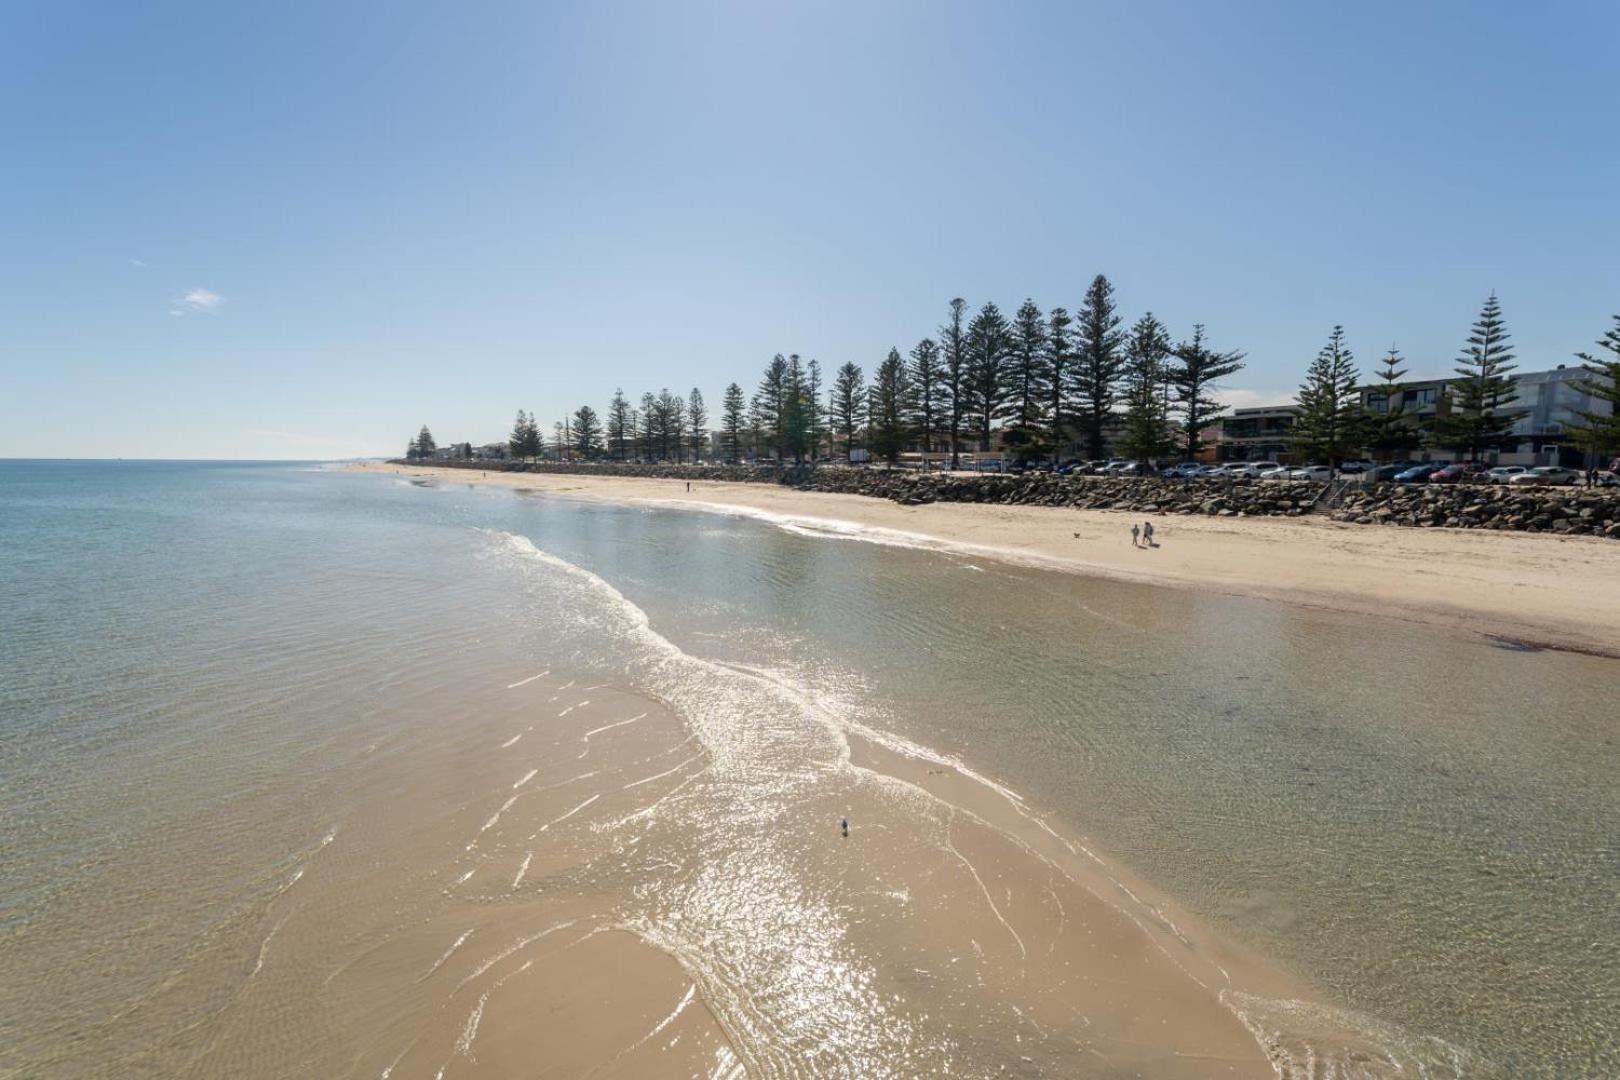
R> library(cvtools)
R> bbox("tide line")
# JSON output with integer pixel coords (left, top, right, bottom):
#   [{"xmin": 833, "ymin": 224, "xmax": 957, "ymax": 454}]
[
  {"xmin": 506, "ymin": 670, "xmax": 550, "ymax": 689},
  {"xmin": 621, "ymin": 753, "xmax": 702, "ymax": 790},
  {"xmin": 455, "ymin": 921, "xmax": 575, "ymax": 992},
  {"xmin": 621, "ymin": 983, "xmax": 697, "ymax": 1059},
  {"xmin": 420, "ymin": 929, "xmax": 475, "ymax": 981},
  {"xmin": 582, "ymin": 712, "xmax": 647, "ymax": 740},
  {"xmin": 533, "ymin": 793, "xmax": 600, "ymax": 836}
]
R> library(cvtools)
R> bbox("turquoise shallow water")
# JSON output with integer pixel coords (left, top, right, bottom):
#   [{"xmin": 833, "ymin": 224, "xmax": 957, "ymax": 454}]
[{"xmin": 2, "ymin": 461, "xmax": 1617, "ymax": 1076}]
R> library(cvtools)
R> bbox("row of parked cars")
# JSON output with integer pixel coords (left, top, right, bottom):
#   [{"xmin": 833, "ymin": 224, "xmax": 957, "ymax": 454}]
[
  {"xmin": 1053, "ymin": 460, "xmax": 1331, "ymax": 481},
  {"xmin": 1045, "ymin": 459, "xmax": 1333, "ymax": 480},
  {"xmin": 1157, "ymin": 461, "xmax": 1336, "ymax": 481},
  {"xmin": 1122, "ymin": 460, "xmax": 1615, "ymax": 486},
  {"xmin": 1366, "ymin": 461, "xmax": 1617, "ymax": 486},
  {"xmin": 1019, "ymin": 458, "xmax": 1617, "ymax": 487}
]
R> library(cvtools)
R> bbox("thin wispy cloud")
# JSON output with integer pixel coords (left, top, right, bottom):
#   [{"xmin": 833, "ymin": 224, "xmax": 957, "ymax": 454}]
[
  {"xmin": 170, "ymin": 287, "xmax": 224, "ymax": 317},
  {"xmin": 129, "ymin": 258, "xmax": 147, "ymax": 268}
]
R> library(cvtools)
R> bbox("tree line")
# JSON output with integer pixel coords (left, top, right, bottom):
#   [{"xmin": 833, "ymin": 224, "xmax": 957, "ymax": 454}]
[
  {"xmin": 801, "ymin": 280, "xmax": 1252, "ymax": 467},
  {"xmin": 498, "ymin": 277, "xmax": 1251, "ymax": 467},
  {"xmin": 410, "ymin": 286, "xmax": 1620, "ymax": 468}
]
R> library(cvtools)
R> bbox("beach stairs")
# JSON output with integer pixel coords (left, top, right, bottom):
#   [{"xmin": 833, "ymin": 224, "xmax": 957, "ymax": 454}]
[{"xmin": 1312, "ymin": 479, "xmax": 1353, "ymax": 514}]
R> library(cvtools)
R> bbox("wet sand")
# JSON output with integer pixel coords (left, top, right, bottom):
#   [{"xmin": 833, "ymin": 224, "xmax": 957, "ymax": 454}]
[
  {"xmin": 110, "ymin": 676, "xmax": 748, "ymax": 1079},
  {"xmin": 357, "ymin": 462, "xmax": 1620, "ymax": 657},
  {"xmin": 197, "ymin": 666, "xmax": 1281, "ymax": 1077},
  {"xmin": 446, "ymin": 687, "xmax": 1282, "ymax": 1077},
  {"xmin": 843, "ymin": 735, "xmax": 1296, "ymax": 1074}
]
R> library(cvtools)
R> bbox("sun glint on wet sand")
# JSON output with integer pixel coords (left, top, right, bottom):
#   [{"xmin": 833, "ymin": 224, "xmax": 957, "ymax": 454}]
[{"xmin": 300, "ymin": 642, "xmax": 1285, "ymax": 1076}]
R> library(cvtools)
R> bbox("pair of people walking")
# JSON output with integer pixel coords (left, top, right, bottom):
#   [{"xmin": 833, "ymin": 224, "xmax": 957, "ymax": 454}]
[{"xmin": 1131, "ymin": 521, "xmax": 1156, "ymax": 548}]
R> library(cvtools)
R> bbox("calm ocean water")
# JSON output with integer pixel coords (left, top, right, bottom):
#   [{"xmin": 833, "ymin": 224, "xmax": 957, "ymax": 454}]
[{"xmin": 2, "ymin": 460, "xmax": 1617, "ymax": 1076}]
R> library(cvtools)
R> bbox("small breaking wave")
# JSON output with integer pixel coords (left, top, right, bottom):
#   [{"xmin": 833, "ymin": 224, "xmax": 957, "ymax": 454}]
[
  {"xmin": 249, "ymin": 914, "xmax": 288, "ymax": 978},
  {"xmin": 506, "ymin": 670, "xmax": 550, "ymax": 689},
  {"xmin": 454, "ymin": 922, "xmax": 575, "ymax": 993},
  {"xmin": 421, "ymin": 929, "xmax": 475, "ymax": 981},
  {"xmin": 1223, "ymin": 990, "xmax": 1482, "ymax": 1079}
]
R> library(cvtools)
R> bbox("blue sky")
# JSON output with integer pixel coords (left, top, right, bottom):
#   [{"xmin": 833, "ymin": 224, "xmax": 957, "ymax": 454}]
[{"xmin": 2, "ymin": 0, "xmax": 1617, "ymax": 458}]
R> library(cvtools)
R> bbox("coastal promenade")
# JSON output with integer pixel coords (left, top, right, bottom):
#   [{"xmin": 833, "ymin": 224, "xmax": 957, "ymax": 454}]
[{"xmin": 360, "ymin": 461, "xmax": 1620, "ymax": 658}]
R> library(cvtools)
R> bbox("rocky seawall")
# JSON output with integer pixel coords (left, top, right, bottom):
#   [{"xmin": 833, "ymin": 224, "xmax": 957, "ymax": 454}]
[
  {"xmin": 401, "ymin": 460, "xmax": 1620, "ymax": 538},
  {"xmin": 1331, "ymin": 482, "xmax": 1620, "ymax": 537}
]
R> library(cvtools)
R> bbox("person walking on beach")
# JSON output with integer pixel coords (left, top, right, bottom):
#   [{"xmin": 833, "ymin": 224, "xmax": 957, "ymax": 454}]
[
  {"xmin": 840, "ymin": 816, "xmax": 849, "ymax": 838},
  {"xmin": 1130, "ymin": 523, "xmax": 1141, "ymax": 548},
  {"xmin": 1143, "ymin": 521, "xmax": 1155, "ymax": 547},
  {"xmin": 686, "ymin": 481, "xmax": 691, "ymax": 492}
]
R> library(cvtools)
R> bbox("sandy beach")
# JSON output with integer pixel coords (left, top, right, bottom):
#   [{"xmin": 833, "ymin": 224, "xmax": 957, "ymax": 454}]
[
  {"xmin": 298, "ymin": 581, "xmax": 1287, "ymax": 1076},
  {"xmin": 357, "ymin": 462, "xmax": 1620, "ymax": 658}
]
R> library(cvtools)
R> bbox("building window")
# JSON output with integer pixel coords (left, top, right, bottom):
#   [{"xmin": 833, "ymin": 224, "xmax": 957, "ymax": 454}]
[
  {"xmin": 1409, "ymin": 388, "xmax": 1438, "ymax": 407},
  {"xmin": 1367, "ymin": 395, "xmax": 1388, "ymax": 413}
]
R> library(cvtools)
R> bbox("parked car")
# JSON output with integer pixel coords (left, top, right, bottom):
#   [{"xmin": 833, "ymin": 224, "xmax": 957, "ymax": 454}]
[
  {"xmin": 1429, "ymin": 463, "xmax": 1490, "ymax": 484},
  {"xmin": 1193, "ymin": 465, "xmax": 1228, "ymax": 478},
  {"xmin": 1290, "ymin": 465, "xmax": 1334, "ymax": 481},
  {"xmin": 1259, "ymin": 465, "xmax": 1294, "ymax": 481},
  {"xmin": 1509, "ymin": 466, "xmax": 1581, "ymax": 486},
  {"xmin": 1367, "ymin": 463, "xmax": 1418, "ymax": 482},
  {"xmin": 1486, "ymin": 466, "xmax": 1527, "ymax": 484},
  {"xmin": 1224, "ymin": 460, "xmax": 1282, "ymax": 479},
  {"xmin": 1592, "ymin": 470, "xmax": 1620, "ymax": 487},
  {"xmin": 1338, "ymin": 460, "xmax": 1375, "ymax": 474},
  {"xmin": 1160, "ymin": 463, "xmax": 1199, "ymax": 479},
  {"xmin": 1395, "ymin": 463, "xmax": 1444, "ymax": 483}
]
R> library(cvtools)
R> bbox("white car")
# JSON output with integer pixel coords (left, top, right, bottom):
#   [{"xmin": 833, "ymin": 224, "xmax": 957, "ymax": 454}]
[
  {"xmin": 1486, "ymin": 466, "xmax": 1527, "ymax": 484},
  {"xmin": 1259, "ymin": 466, "xmax": 1294, "ymax": 481},
  {"xmin": 1225, "ymin": 461, "xmax": 1282, "ymax": 479},
  {"xmin": 1508, "ymin": 466, "xmax": 1580, "ymax": 486},
  {"xmin": 1290, "ymin": 465, "xmax": 1334, "ymax": 482}
]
